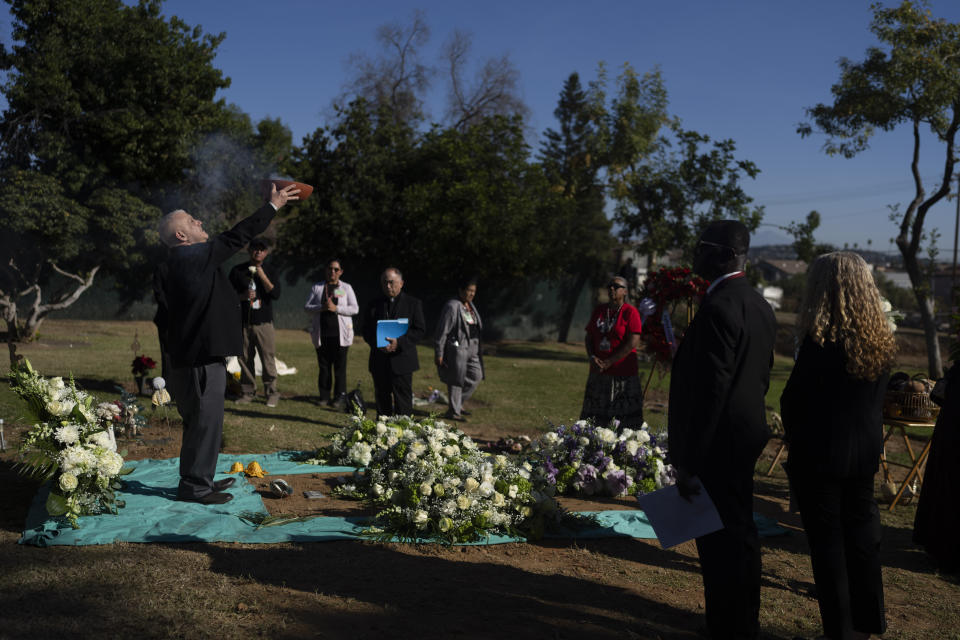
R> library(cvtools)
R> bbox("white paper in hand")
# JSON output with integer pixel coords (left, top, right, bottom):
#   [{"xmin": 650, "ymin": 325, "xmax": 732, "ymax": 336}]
[{"xmin": 635, "ymin": 479, "xmax": 724, "ymax": 548}]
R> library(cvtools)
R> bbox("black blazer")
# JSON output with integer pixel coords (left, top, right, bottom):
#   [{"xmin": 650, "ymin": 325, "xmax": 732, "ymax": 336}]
[
  {"xmin": 668, "ymin": 276, "xmax": 777, "ymax": 476},
  {"xmin": 362, "ymin": 291, "xmax": 426, "ymax": 375},
  {"xmin": 780, "ymin": 337, "xmax": 889, "ymax": 477},
  {"xmin": 154, "ymin": 204, "xmax": 275, "ymax": 368}
]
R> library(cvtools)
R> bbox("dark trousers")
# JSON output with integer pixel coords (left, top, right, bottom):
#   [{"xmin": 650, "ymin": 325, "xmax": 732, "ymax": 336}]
[
  {"xmin": 696, "ymin": 463, "xmax": 762, "ymax": 640},
  {"xmin": 372, "ymin": 367, "xmax": 413, "ymax": 417},
  {"xmin": 315, "ymin": 339, "xmax": 348, "ymax": 401},
  {"xmin": 790, "ymin": 473, "xmax": 886, "ymax": 639},
  {"xmin": 168, "ymin": 361, "xmax": 226, "ymax": 499}
]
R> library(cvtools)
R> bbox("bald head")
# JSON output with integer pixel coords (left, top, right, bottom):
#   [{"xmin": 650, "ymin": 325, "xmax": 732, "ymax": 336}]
[{"xmin": 158, "ymin": 210, "xmax": 208, "ymax": 247}]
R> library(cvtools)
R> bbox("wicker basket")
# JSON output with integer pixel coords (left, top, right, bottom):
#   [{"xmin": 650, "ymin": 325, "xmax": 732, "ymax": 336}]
[{"xmin": 883, "ymin": 390, "xmax": 940, "ymax": 422}]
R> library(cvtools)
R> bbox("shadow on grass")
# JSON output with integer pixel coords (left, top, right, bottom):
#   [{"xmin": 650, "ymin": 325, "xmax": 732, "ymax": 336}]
[
  {"xmin": 0, "ymin": 459, "xmax": 40, "ymax": 534},
  {"xmin": 490, "ymin": 343, "xmax": 586, "ymax": 363},
  {"xmin": 196, "ymin": 540, "xmax": 710, "ymax": 639},
  {"xmin": 72, "ymin": 377, "xmax": 128, "ymax": 396}
]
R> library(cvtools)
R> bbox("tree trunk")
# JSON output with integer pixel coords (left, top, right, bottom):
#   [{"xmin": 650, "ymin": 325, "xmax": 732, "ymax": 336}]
[
  {"xmin": 0, "ymin": 299, "xmax": 21, "ymax": 341},
  {"xmin": 902, "ymin": 252, "xmax": 943, "ymax": 379},
  {"xmin": 557, "ymin": 271, "xmax": 589, "ymax": 343}
]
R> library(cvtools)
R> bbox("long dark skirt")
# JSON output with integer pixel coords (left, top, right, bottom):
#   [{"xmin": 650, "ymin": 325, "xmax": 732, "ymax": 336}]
[{"xmin": 579, "ymin": 372, "xmax": 644, "ymax": 430}]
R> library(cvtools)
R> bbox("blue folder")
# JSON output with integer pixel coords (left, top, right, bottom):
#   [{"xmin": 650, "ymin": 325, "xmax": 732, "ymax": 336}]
[{"xmin": 376, "ymin": 318, "xmax": 409, "ymax": 347}]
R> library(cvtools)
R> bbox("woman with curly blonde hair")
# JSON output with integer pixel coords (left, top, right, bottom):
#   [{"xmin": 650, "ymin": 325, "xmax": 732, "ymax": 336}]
[{"xmin": 781, "ymin": 252, "xmax": 896, "ymax": 640}]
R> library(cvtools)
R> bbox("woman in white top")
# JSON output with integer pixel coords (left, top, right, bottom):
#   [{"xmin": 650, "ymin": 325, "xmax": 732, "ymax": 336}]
[{"xmin": 304, "ymin": 258, "xmax": 359, "ymax": 406}]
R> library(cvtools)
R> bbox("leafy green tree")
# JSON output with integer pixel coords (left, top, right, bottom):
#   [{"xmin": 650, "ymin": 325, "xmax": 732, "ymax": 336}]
[
  {"xmin": 279, "ymin": 99, "xmax": 552, "ymax": 297},
  {"xmin": 786, "ymin": 210, "xmax": 836, "ymax": 263},
  {"xmin": 277, "ymin": 99, "xmax": 417, "ymax": 282},
  {"xmin": 613, "ymin": 123, "xmax": 764, "ymax": 267},
  {"xmin": 539, "ymin": 68, "xmax": 617, "ymax": 342},
  {"xmin": 0, "ymin": 0, "xmax": 231, "ymax": 339},
  {"xmin": 798, "ymin": 0, "xmax": 960, "ymax": 378}
]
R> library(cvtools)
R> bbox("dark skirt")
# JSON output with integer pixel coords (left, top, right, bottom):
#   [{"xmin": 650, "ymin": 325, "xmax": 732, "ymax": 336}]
[{"xmin": 579, "ymin": 372, "xmax": 644, "ymax": 430}]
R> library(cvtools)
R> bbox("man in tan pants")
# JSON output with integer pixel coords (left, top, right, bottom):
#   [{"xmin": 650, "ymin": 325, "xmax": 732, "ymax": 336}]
[{"xmin": 228, "ymin": 237, "xmax": 281, "ymax": 406}]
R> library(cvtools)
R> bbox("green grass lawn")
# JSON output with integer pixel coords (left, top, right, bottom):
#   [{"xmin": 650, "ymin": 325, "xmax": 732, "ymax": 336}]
[{"xmin": 1, "ymin": 319, "xmax": 799, "ymax": 455}]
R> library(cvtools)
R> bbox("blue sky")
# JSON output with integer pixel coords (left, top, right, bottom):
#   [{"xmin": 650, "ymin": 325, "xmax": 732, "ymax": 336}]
[{"xmin": 16, "ymin": 1, "xmax": 960, "ymax": 253}]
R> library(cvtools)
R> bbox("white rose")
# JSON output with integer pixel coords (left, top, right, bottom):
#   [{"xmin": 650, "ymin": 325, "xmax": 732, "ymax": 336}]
[
  {"xmin": 371, "ymin": 483, "xmax": 384, "ymax": 497},
  {"xmin": 542, "ymin": 432, "xmax": 559, "ymax": 445},
  {"xmin": 626, "ymin": 441, "xmax": 639, "ymax": 456},
  {"xmin": 597, "ymin": 428, "xmax": 616, "ymax": 444},
  {"xmin": 492, "ymin": 492, "xmax": 506, "ymax": 507},
  {"xmin": 411, "ymin": 510, "xmax": 429, "ymax": 528},
  {"xmin": 578, "ymin": 437, "xmax": 590, "ymax": 446},
  {"xmin": 59, "ymin": 473, "xmax": 78, "ymax": 492},
  {"xmin": 479, "ymin": 481, "xmax": 495, "ymax": 498},
  {"xmin": 508, "ymin": 484, "xmax": 518, "ymax": 499},
  {"xmin": 419, "ymin": 482, "xmax": 433, "ymax": 497},
  {"xmin": 464, "ymin": 478, "xmax": 480, "ymax": 493},
  {"xmin": 637, "ymin": 430, "xmax": 651, "ymax": 444},
  {"xmin": 456, "ymin": 495, "xmax": 472, "ymax": 510}
]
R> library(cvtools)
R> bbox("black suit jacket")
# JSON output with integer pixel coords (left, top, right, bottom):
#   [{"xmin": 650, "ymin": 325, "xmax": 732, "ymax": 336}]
[
  {"xmin": 363, "ymin": 291, "xmax": 426, "ymax": 375},
  {"xmin": 154, "ymin": 204, "xmax": 275, "ymax": 368},
  {"xmin": 668, "ymin": 276, "xmax": 777, "ymax": 476},
  {"xmin": 780, "ymin": 337, "xmax": 889, "ymax": 477}
]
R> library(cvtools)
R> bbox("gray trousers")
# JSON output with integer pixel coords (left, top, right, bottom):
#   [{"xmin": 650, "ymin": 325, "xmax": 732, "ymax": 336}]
[
  {"xmin": 238, "ymin": 322, "xmax": 278, "ymax": 397},
  {"xmin": 448, "ymin": 338, "xmax": 482, "ymax": 416},
  {"xmin": 169, "ymin": 361, "xmax": 226, "ymax": 499}
]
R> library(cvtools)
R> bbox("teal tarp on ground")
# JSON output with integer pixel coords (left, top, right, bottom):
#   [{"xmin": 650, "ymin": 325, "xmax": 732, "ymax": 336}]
[{"xmin": 18, "ymin": 451, "xmax": 787, "ymax": 546}]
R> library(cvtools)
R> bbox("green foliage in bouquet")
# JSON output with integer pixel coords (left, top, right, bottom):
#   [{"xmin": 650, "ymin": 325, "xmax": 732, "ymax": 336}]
[{"xmin": 10, "ymin": 360, "xmax": 131, "ymax": 528}]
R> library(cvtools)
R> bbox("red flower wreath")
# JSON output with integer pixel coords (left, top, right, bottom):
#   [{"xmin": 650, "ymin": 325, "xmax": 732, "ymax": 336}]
[{"xmin": 639, "ymin": 267, "xmax": 709, "ymax": 365}]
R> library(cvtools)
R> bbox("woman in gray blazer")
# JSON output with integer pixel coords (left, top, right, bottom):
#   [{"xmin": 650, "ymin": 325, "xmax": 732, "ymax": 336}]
[{"xmin": 434, "ymin": 278, "xmax": 484, "ymax": 421}]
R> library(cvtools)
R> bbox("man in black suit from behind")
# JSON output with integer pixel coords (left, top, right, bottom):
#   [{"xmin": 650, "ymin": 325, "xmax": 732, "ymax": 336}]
[
  {"xmin": 362, "ymin": 267, "xmax": 426, "ymax": 417},
  {"xmin": 668, "ymin": 220, "xmax": 776, "ymax": 640},
  {"xmin": 153, "ymin": 184, "xmax": 299, "ymax": 504}
]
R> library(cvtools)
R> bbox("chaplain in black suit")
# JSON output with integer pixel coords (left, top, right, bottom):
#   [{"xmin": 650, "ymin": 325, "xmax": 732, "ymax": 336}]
[
  {"xmin": 668, "ymin": 220, "xmax": 776, "ymax": 640},
  {"xmin": 362, "ymin": 267, "xmax": 426, "ymax": 417},
  {"xmin": 153, "ymin": 184, "xmax": 299, "ymax": 504}
]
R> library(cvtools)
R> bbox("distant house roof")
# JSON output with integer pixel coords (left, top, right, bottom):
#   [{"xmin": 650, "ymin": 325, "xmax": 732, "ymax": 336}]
[{"xmin": 756, "ymin": 259, "xmax": 808, "ymax": 276}]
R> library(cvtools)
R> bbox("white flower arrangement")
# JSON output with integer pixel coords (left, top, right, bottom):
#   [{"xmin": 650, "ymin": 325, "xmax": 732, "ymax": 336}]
[
  {"xmin": 10, "ymin": 360, "xmax": 130, "ymax": 528},
  {"xmin": 527, "ymin": 419, "xmax": 675, "ymax": 497},
  {"xmin": 306, "ymin": 414, "xmax": 588, "ymax": 543}
]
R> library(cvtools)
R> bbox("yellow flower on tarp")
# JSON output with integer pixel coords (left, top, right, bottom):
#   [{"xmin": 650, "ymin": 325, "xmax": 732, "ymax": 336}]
[
  {"xmin": 244, "ymin": 461, "xmax": 269, "ymax": 477},
  {"xmin": 225, "ymin": 460, "xmax": 269, "ymax": 476}
]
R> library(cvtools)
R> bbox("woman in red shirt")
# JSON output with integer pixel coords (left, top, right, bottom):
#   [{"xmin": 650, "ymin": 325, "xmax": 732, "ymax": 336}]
[{"xmin": 580, "ymin": 276, "xmax": 644, "ymax": 430}]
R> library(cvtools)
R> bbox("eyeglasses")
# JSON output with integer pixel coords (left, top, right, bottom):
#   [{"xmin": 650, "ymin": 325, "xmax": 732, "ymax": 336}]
[
  {"xmin": 607, "ymin": 283, "xmax": 626, "ymax": 290},
  {"xmin": 695, "ymin": 239, "xmax": 738, "ymax": 255}
]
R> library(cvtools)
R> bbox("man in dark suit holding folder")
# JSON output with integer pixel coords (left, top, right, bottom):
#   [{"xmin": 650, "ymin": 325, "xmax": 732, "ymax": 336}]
[
  {"xmin": 362, "ymin": 267, "xmax": 426, "ymax": 417},
  {"xmin": 668, "ymin": 220, "xmax": 776, "ymax": 640}
]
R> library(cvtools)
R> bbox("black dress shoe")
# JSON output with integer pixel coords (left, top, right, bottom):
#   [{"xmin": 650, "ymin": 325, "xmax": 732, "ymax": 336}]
[
  {"xmin": 214, "ymin": 477, "xmax": 236, "ymax": 491},
  {"xmin": 460, "ymin": 409, "xmax": 472, "ymax": 416},
  {"xmin": 180, "ymin": 491, "xmax": 233, "ymax": 505}
]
